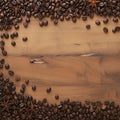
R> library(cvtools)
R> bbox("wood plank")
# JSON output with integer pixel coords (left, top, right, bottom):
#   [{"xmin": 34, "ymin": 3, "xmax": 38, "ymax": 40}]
[{"xmin": 2, "ymin": 55, "xmax": 120, "ymax": 104}]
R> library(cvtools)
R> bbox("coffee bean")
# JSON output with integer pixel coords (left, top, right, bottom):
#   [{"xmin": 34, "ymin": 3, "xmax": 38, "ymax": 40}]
[
  {"xmin": 5, "ymin": 64, "xmax": 10, "ymax": 70},
  {"xmin": 14, "ymin": 24, "xmax": 20, "ymax": 30},
  {"xmin": 113, "ymin": 18, "xmax": 119, "ymax": 23},
  {"xmin": 0, "ymin": 58, "xmax": 5, "ymax": 64},
  {"xmin": 2, "ymin": 50, "xmax": 7, "ymax": 56},
  {"xmin": 25, "ymin": 80, "xmax": 29, "ymax": 85},
  {"xmin": 103, "ymin": 27, "xmax": 108, "ymax": 33},
  {"xmin": 53, "ymin": 19, "xmax": 58, "ymax": 25},
  {"xmin": 86, "ymin": 24, "xmax": 91, "ymax": 30},
  {"xmin": 8, "ymin": 70, "xmax": 14, "ymax": 76},
  {"xmin": 32, "ymin": 85, "xmax": 36, "ymax": 91},
  {"xmin": 11, "ymin": 41, "xmax": 16, "ymax": 47},
  {"xmin": 82, "ymin": 16, "xmax": 87, "ymax": 21},
  {"xmin": 43, "ymin": 20, "xmax": 48, "ymax": 26},
  {"xmin": 95, "ymin": 20, "xmax": 101, "ymax": 25},
  {"xmin": 0, "ymin": 63, "xmax": 3, "ymax": 69},
  {"xmin": 23, "ymin": 22, "xmax": 28, "ymax": 28},
  {"xmin": 22, "ymin": 37, "xmax": 28, "ymax": 42},
  {"xmin": 46, "ymin": 87, "xmax": 52, "ymax": 94},
  {"xmin": 103, "ymin": 18, "xmax": 109, "ymax": 24},
  {"xmin": 55, "ymin": 95, "xmax": 59, "ymax": 100}
]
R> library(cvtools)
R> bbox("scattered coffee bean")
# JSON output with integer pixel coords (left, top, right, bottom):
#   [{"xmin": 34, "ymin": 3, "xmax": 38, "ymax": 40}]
[
  {"xmin": 2, "ymin": 50, "xmax": 7, "ymax": 56},
  {"xmin": 22, "ymin": 37, "xmax": 28, "ymax": 42},
  {"xmin": 8, "ymin": 70, "xmax": 14, "ymax": 76},
  {"xmin": 46, "ymin": 87, "xmax": 52, "ymax": 94},
  {"xmin": 25, "ymin": 80, "xmax": 29, "ymax": 85},
  {"xmin": 32, "ymin": 85, "xmax": 36, "ymax": 91},
  {"xmin": 103, "ymin": 18, "xmax": 109, "ymax": 24},
  {"xmin": 86, "ymin": 24, "xmax": 91, "ymax": 30},
  {"xmin": 113, "ymin": 18, "xmax": 119, "ymax": 23},
  {"xmin": 95, "ymin": 20, "xmax": 101, "ymax": 25},
  {"xmin": 11, "ymin": 41, "xmax": 16, "ymax": 47},
  {"xmin": 5, "ymin": 64, "xmax": 10, "ymax": 70},
  {"xmin": 103, "ymin": 27, "xmax": 108, "ymax": 33},
  {"xmin": 55, "ymin": 95, "xmax": 59, "ymax": 100}
]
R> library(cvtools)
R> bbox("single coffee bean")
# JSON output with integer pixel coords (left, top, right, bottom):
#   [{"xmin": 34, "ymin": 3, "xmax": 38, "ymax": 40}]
[
  {"xmin": 55, "ymin": 95, "xmax": 59, "ymax": 100},
  {"xmin": 0, "ymin": 72, "xmax": 3, "ymax": 77},
  {"xmin": 113, "ymin": 18, "xmax": 119, "ymax": 23},
  {"xmin": 32, "ymin": 85, "xmax": 36, "ymax": 91},
  {"xmin": 46, "ymin": 87, "xmax": 52, "ymax": 94},
  {"xmin": 53, "ymin": 19, "xmax": 58, "ymax": 25},
  {"xmin": 11, "ymin": 41, "xmax": 16, "ymax": 47},
  {"xmin": 23, "ymin": 22, "xmax": 28, "ymax": 28},
  {"xmin": 22, "ymin": 37, "xmax": 28, "ymax": 42},
  {"xmin": 86, "ymin": 24, "xmax": 91, "ymax": 30},
  {"xmin": 95, "ymin": 20, "xmax": 101, "ymax": 25},
  {"xmin": 5, "ymin": 64, "xmax": 10, "ymax": 70},
  {"xmin": 2, "ymin": 50, "xmax": 7, "ymax": 56},
  {"xmin": 103, "ymin": 18, "xmax": 109, "ymax": 24},
  {"xmin": 82, "ymin": 16, "xmax": 87, "ymax": 21},
  {"xmin": 25, "ymin": 80, "xmax": 29, "ymax": 85},
  {"xmin": 43, "ymin": 20, "xmax": 48, "ymax": 26},
  {"xmin": 0, "ymin": 63, "xmax": 3, "ymax": 69},
  {"xmin": 103, "ymin": 27, "xmax": 108, "ymax": 33},
  {"xmin": 39, "ymin": 21, "xmax": 44, "ymax": 27},
  {"xmin": 0, "ymin": 58, "xmax": 5, "ymax": 64},
  {"xmin": 8, "ymin": 70, "xmax": 14, "ymax": 76},
  {"xmin": 14, "ymin": 24, "xmax": 20, "ymax": 30}
]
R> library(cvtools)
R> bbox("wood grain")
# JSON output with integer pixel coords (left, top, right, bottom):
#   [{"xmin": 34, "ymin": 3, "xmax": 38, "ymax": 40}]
[{"xmin": 0, "ymin": 16, "xmax": 120, "ymax": 104}]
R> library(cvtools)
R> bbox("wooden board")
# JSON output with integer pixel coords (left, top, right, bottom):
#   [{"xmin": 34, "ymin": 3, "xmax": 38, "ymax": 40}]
[{"xmin": 1, "ymin": 16, "xmax": 120, "ymax": 104}]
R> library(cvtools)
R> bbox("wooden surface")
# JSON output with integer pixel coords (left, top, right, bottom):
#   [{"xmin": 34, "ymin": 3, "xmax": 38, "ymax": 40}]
[{"xmin": 1, "ymin": 16, "xmax": 120, "ymax": 104}]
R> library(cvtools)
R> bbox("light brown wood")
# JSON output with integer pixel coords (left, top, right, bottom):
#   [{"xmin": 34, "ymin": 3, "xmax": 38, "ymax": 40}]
[{"xmin": 1, "ymin": 16, "xmax": 120, "ymax": 104}]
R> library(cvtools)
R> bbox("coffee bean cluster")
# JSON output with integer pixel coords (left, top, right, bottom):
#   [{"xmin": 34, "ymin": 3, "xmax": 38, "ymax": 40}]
[
  {"xmin": 0, "ymin": 74, "xmax": 120, "ymax": 119},
  {"xmin": 0, "ymin": 0, "xmax": 119, "ymax": 31}
]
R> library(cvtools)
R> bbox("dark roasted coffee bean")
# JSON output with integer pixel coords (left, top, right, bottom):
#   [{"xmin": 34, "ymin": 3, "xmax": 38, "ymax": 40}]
[
  {"xmin": 22, "ymin": 37, "xmax": 28, "ymax": 42},
  {"xmin": 43, "ymin": 20, "xmax": 48, "ymax": 26},
  {"xmin": 0, "ymin": 40, "xmax": 5, "ymax": 46},
  {"xmin": 14, "ymin": 24, "xmax": 20, "ymax": 30},
  {"xmin": 23, "ymin": 22, "xmax": 28, "ymax": 28},
  {"xmin": 86, "ymin": 24, "xmax": 91, "ymax": 30},
  {"xmin": 103, "ymin": 18, "xmax": 109, "ymax": 24},
  {"xmin": 10, "ymin": 34, "xmax": 14, "ymax": 39},
  {"xmin": 8, "ymin": 70, "xmax": 14, "ymax": 76},
  {"xmin": 0, "ymin": 72, "xmax": 3, "ymax": 77},
  {"xmin": 53, "ymin": 19, "xmax": 58, "ymax": 25},
  {"xmin": 0, "ymin": 58, "xmax": 5, "ymax": 64},
  {"xmin": 2, "ymin": 50, "xmax": 7, "ymax": 56},
  {"xmin": 0, "ymin": 63, "xmax": 3, "ymax": 69},
  {"xmin": 13, "ymin": 32, "xmax": 18, "ymax": 37},
  {"xmin": 55, "ymin": 95, "xmax": 59, "ymax": 100},
  {"xmin": 113, "ymin": 18, "xmax": 119, "ymax": 23},
  {"xmin": 4, "ymin": 33, "xmax": 9, "ymax": 39},
  {"xmin": 32, "ymin": 85, "xmax": 36, "ymax": 91},
  {"xmin": 103, "ymin": 27, "xmax": 108, "ymax": 33},
  {"xmin": 46, "ymin": 87, "xmax": 52, "ymax": 94},
  {"xmin": 0, "ymin": 46, "xmax": 4, "ymax": 51},
  {"xmin": 72, "ymin": 17, "xmax": 77, "ymax": 23},
  {"xmin": 95, "ymin": 20, "xmax": 101, "ymax": 25},
  {"xmin": 25, "ymin": 80, "xmax": 29, "ymax": 85},
  {"xmin": 11, "ymin": 41, "xmax": 16, "ymax": 47},
  {"xmin": 26, "ymin": 18, "xmax": 30, "ymax": 23},
  {"xmin": 82, "ymin": 16, "xmax": 87, "ymax": 21},
  {"xmin": 5, "ymin": 64, "xmax": 10, "ymax": 70},
  {"xmin": 112, "ymin": 29, "xmax": 116, "ymax": 33}
]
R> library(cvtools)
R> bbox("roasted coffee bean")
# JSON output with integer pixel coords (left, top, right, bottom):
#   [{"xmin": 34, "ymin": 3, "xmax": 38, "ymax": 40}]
[
  {"xmin": 5, "ymin": 64, "xmax": 10, "ymax": 70},
  {"xmin": 2, "ymin": 50, "xmax": 7, "ymax": 56},
  {"xmin": 0, "ymin": 46, "xmax": 4, "ymax": 51},
  {"xmin": 22, "ymin": 37, "xmax": 28, "ymax": 42},
  {"xmin": 72, "ymin": 17, "xmax": 77, "ymax": 23},
  {"xmin": 103, "ymin": 18, "xmax": 109, "ymax": 24},
  {"xmin": 86, "ymin": 24, "xmax": 91, "ymax": 30},
  {"xmin": 46, "ymin": 87, "xmax": 52, "ymax": 93},
  {"xmin": 82, "ymin": 16, "xmax": 87, "ymax": 21},
  {"xmin": 25, "ymin": 80, "xmax": 29, "ymax": 85},
  {"xmin": 14, "ymin": 24, "xmax": 20, "ymax": 30},
  {"xmin": 8, "ymin": 70, "xmax": 14, "ymax": 76},
  {"xmin": 0, "ymin": 58, "xmax": 5, "ymax": 64},
  {"xmin": 39, "ymin": 21, "xmax": 44, "ymax": 27},
  {"xmin": 113, "ymin": 18, "xmax": 119, "ymax": 23},
  {"xmin": 32, "ymin": 85, "xmax": 36, "ymax": 91},
  {"xmin": 10, "ymin": 34, "xmax": 14, "ymax": 39},
  {"xmin": 0, "ymin": 40, "xmax": 5, "ymax": 46},
  {"xmin": 43, "ymin": 20, "xmax": 48, "ymax": 26},
  {"xmin": 13, "ymin": 32, "xmax": 18, "ymax": 38},
  {"xmin": 55, "ymin": 95, "xmax": 59, "ymax": 100},
  {"xmin": 103, "ymin": 27, "xmax": 108, "ymax": 33},
  {"xmin": 0, "ymin": 72, "xmax": 3, "ymax": 77},
  {"xmin": 26, "ymin": 18, "xmax": 30, "ymax": 23},
  {"xmin": 23, "ymin": 22, "xmax": 28, "ymax": 28},
  {"xmin": 53, "ymin": 19, "xmax": 58, "ymax": 25},
  {"xmin": 4, "ymin": 33, "xmax": 9, "ymax": 39},
  {"xmin": 0, "ymin": 63, "xmax": 3, "ymax": 69},
  {"xmin": 95, "ymin": 20, "xmax": 101, "ymax": 25},
  {"xmin": 11, "ymin": 41, "xmax": 16, "ymax": 47}
]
